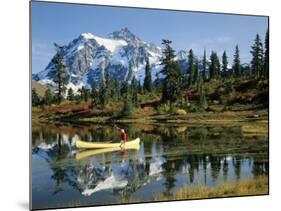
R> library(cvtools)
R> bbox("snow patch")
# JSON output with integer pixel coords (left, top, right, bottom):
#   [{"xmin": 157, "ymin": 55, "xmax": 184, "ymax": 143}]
[
  {"xmin": 77, "ymin": 45, "xmax": 84, "ymax": 51},
  {"xmin": 82, "ymin": 175, "xmax": 128, "ymax": 196},
  {"xmin": 149, "ymin": 156, "xmax": 166, "ymax": 176},
  {"xmin": 38, "ymin": 142, "xmax": 56, "ymax": 150},
  {"xmin": 65, "ymin": 82, "xmax": 85, "ymax": 93},
  {"xmin": 111, "ymin": 48, "xmax": 129, "ymax": 68},
  {"xmin": 91, "ymin": 34, "xmax": 127, "ymax": 53},
  {"xmin": 81, "ymin": 32, "xmax": 95, "ymax": 40},
  {"xmin": 38, "ymin": 79, "xmax": 56, "ymax": 86}
]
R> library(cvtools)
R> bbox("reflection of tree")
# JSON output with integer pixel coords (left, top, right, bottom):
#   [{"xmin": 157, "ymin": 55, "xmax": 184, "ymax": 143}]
[
  {"xmin": 233, "ymin": 155, "xmax": 241, "ymax": 181},
  {"xmin": 252, "ymin": 158, "xmax": 269, "ymax": 177},
  {"xmin": 162, "ymin": 161, "xmax": 177, "ymax": 197},
  {"xmin": 210, "ymin": 155, "xmax": 221, "ymax": 182},
  {"xmin": 42, "ymin": 129, "xmax": 57, "ymax": 144},
  {"xmin": 223, "ymin": 156, "xmax": 229, "ymax": 182},
  {"xmin": 157, "ymin": 126, "xmax": 183, "ymax": 144},
  {"xmin": 202, "ymin": 154, "xmax": 208, "ymax": 185},
  {"xmin": 51, "ymin": 133, "xmax": 71, "ymax": 194},
  {"xmin": 32, "ymin": 129, "xmax": 40, "ymax": 145},
  {"xmin": 186, "ymin": 155, "xmax": 200, "ymax": 184},
  {"xmin": 51, "ymin": 167, "xmax": 66, "ymax": 194}
]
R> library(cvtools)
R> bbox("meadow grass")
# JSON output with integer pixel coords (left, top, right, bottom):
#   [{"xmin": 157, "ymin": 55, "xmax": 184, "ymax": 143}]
[{"xmin": 155, "ymin": 176, "xmax": 268, "ymax": 201}]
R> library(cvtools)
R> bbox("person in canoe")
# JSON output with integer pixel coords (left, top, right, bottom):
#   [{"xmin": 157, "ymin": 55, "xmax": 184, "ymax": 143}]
[{"xmin": 115, "ymin": 126, "xmax": 127, "ymax": 146}]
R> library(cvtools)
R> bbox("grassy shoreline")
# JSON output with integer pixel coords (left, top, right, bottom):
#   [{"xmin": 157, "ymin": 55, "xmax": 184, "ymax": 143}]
[
  {"xmin": 32, "ymin": 105, "xmax": 268, "ymax": 125},
  {"xmin": 155, "ymin": 176, "xmax": 268, "ymax": 201}
]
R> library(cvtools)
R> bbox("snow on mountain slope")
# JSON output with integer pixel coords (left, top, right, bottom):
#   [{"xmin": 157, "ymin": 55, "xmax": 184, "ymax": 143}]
[
  {"xmin": 33, "ymin": 28, "xmax": 187, "ymax": 92},
  {"xmin": 81, "ymin": 33, "xmax": 128, "ymax": 52}
]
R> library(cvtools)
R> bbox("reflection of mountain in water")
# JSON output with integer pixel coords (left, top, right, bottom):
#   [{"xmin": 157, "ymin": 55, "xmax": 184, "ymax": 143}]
[
  {"xmin": 32, "ymin": 124, "xmax": 269, "ymax": 200},
  {"xmin": 32, "ymin": 139, "xmax": 168, "ymax": 197},
  {"xmin": 74, "ymin": 144, "xmax": 170, "ymax": 199}
]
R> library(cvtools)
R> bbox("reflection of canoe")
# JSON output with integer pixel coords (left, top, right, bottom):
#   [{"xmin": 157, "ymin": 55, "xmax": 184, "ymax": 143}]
[
  {"xmin": 75, "ymin": 144, "xmax": 140, "ymax": 160},
  {"xmin": 75, "ymin": 137, "xmax": 140, "ymax": 149}
]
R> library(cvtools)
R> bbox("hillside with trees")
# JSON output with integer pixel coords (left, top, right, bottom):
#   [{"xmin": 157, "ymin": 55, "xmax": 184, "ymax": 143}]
[{"xmin": 32, "ymin": 30, "xmax": 269, "ymax": 124}]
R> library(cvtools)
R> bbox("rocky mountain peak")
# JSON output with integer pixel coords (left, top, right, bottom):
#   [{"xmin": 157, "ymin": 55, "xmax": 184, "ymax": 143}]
[{"xmin": 108, "ymin": 27, "xmax": 141, "ymax": 43}]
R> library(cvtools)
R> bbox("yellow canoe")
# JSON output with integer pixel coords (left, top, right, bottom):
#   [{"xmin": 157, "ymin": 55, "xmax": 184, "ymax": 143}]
[
  {"xmin": 75, "ymin": 144, "xmax": 140, "ymax": 160},
  {"xmin": 75, "ymin": 137, "xmax": 140, "ymax": 149}
]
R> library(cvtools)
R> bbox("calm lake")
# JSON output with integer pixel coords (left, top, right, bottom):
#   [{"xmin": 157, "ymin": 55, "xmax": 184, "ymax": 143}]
[{"xmin": 31, "ymin": 123, "xmax": 268, "ymax": 209}]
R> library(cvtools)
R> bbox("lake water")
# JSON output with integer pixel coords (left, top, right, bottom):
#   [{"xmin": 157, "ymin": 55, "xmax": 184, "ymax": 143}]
[{"xmin": 31, "ymin": 123, "xmax": 268, "ymax": 209}]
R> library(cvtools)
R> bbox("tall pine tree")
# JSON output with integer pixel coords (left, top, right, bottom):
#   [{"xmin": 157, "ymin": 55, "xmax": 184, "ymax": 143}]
[
  {"xmin": 52, "ymin": 43, "xmax": 67, "ymax": 104},
  {"xmin": 121, "ymin": 81, "xmax": 133, "ymax": 116},
  {"xmin": 131, "ymin": 76, "xmax": 139, "ymax": 107},
  {"xmin": 98, "ymin": 81, "xmax": 108, "ymax": 108},
  {"xmin": 194, "ymin": 58, "xmax": 199, "ymax": 84},
  {"xmin": 209, "ymin": 51, "xmax": 220, "ymax": 79},
  {"xmin": 197, "ymin": 76, "xmax": 207, "ymax": 111},
  {"xmin": 222, "ymin": 50, "xmax": 228, "ymax": 77},
  {"xmin": 44, "ymin": 89, "xmax": 53, "ymax": 105},
  {"xmin": 202, "ymin": 48, "xmax": 207, "ymax": 80},
  {"xmin": 67, "ymin": 88, "xmax": 74, "ymax": 101},
  {"xmin": 143, "ymin": 57, "xmax": 152, "ymax": 92},
  {"xmin": 187, "ymin": 49, "xmax": 195, "ymax": 86},
  {"xmin": 250, "ymin": 34, "xmax": 264, "ymax": 78},
  {"xmin": 263, "ymin": 30, "xmax": 269, "ymax": 78},
  {"xmin": 154, "ymin": 72, "xmax": 162, "ymax": 92},
  {"xmin": 32, "ymin": 88, "xmax": 40, "ymax": 106},
  {"xmin": 160, "ymin": 39, "xmax": 182, "ymax": 103},
  {"xmin": 233, "ymin": 45, "xmax": 241, "ymax": 78}
]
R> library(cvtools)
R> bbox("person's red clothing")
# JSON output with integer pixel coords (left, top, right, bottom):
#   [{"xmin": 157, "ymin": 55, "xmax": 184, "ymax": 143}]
[{"xmin": 121, "ymin": 131, "xmax": 127, "ymax": 143}]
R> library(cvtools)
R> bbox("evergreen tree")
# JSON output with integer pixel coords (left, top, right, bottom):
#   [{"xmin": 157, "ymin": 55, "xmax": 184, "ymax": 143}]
[
  {"xmin": 143, "ymin": 57, "xmax": 152, "ymax": 92},
  {"xmin": 264, "ymin": 29, "xmax": 269, "ymax": 78},
  {"xmin": 197, "ymin": 76, "xmax": 207, "ymax": 111},
  {"xmin": 32, "ymin": 88, "xmax": 40, "ymax": 106},
  {"xmin": 122, "ymin": 94, "xmax": 133, "ymax": 116},
  {"xmin": 98, "ymin": 81, "xmax": 108, "ymax": 108},
  {"xmin": 202, "ymin": 48, "xmax": 207, "ymax": 80},
  {"xmin": 187, "ymin": 49, "xmax": 195, "ymax": 86},
  {"xmin": 90, "ymin": 86, "xmax": 99, "ymax": 108},
  {"xmin": 222, "ymin": 50, "xmax": 228, "ymax": 77},
  {"xmin": 160, "ymin": 39, "xmax": 182, "ymax": 103},
  {"xmin": 120, "ymin": 81, "xmax": 129, "ymax": 96},
  {"xmin": 44, "ymin": 89, "xmax": 53, "ymax": 105},
  {"xmin": 233, "ymin": 45, "xmax": 241, "ymax": 77},
  {"xmin": 51, "ymin": 43, "xmax": 67, "ymax": 104},
  {"xmin": 154, "ymin": 72, "xmax": 162, "ymax": 92},
  {"xmin": 67, "ymin": 88, "xmax": 74, "ymax": 101},
  {"xmin": 251, "ymin": 35, "xmax": 263, "ymax": 77},
  {"xmin": 131, "ymin": 76, "xmax": 139, "ymax": 107},
  {"xmin": 121, "ymin": 80, "xmax": 133, "ymax": 116},
  {"xmin": 107, "ymin": 79, "xmax": 115, "ymax": 100},
  {"xmin": 209, "ymin": 51, "xmax": 220, "ymax": 79},
  {"xmin": 78, "ymin": 86, "xmax": 90, "ymax": 102},
  {"xmin": 250, "ymin": 34, "xmax": 264, "ymax": 78},
  {"xmin": 137, "ymin": 80, "xmax": 142, "ymax": 94},
  {"xmin": 194, "ymin": 58, "xmax": 199, "ymax": 84},
  {"xmin": 111, "ymin": 79, "xmax": 121, "ymax": 100}
]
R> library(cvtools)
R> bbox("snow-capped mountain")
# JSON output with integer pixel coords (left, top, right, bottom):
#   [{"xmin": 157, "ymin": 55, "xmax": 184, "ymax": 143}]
[
  {"xmin": 33, "ymin": 27, "xmax": 164, "ymax": 92},
  {"xmin": 33, "ymin": 28, "xmax": 234, "ymax": 92}
]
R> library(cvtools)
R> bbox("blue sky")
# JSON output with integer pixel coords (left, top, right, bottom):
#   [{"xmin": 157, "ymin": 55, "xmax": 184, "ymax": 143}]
[{"xmin": 32, "ymin": 1, "xmax": 268, "ymax": 73}]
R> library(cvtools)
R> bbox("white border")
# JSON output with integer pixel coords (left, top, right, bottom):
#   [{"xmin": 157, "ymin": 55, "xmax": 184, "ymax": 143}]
[{"xmin": 1, "ymin": 0, "xmax": 280, "ymax": 211}]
